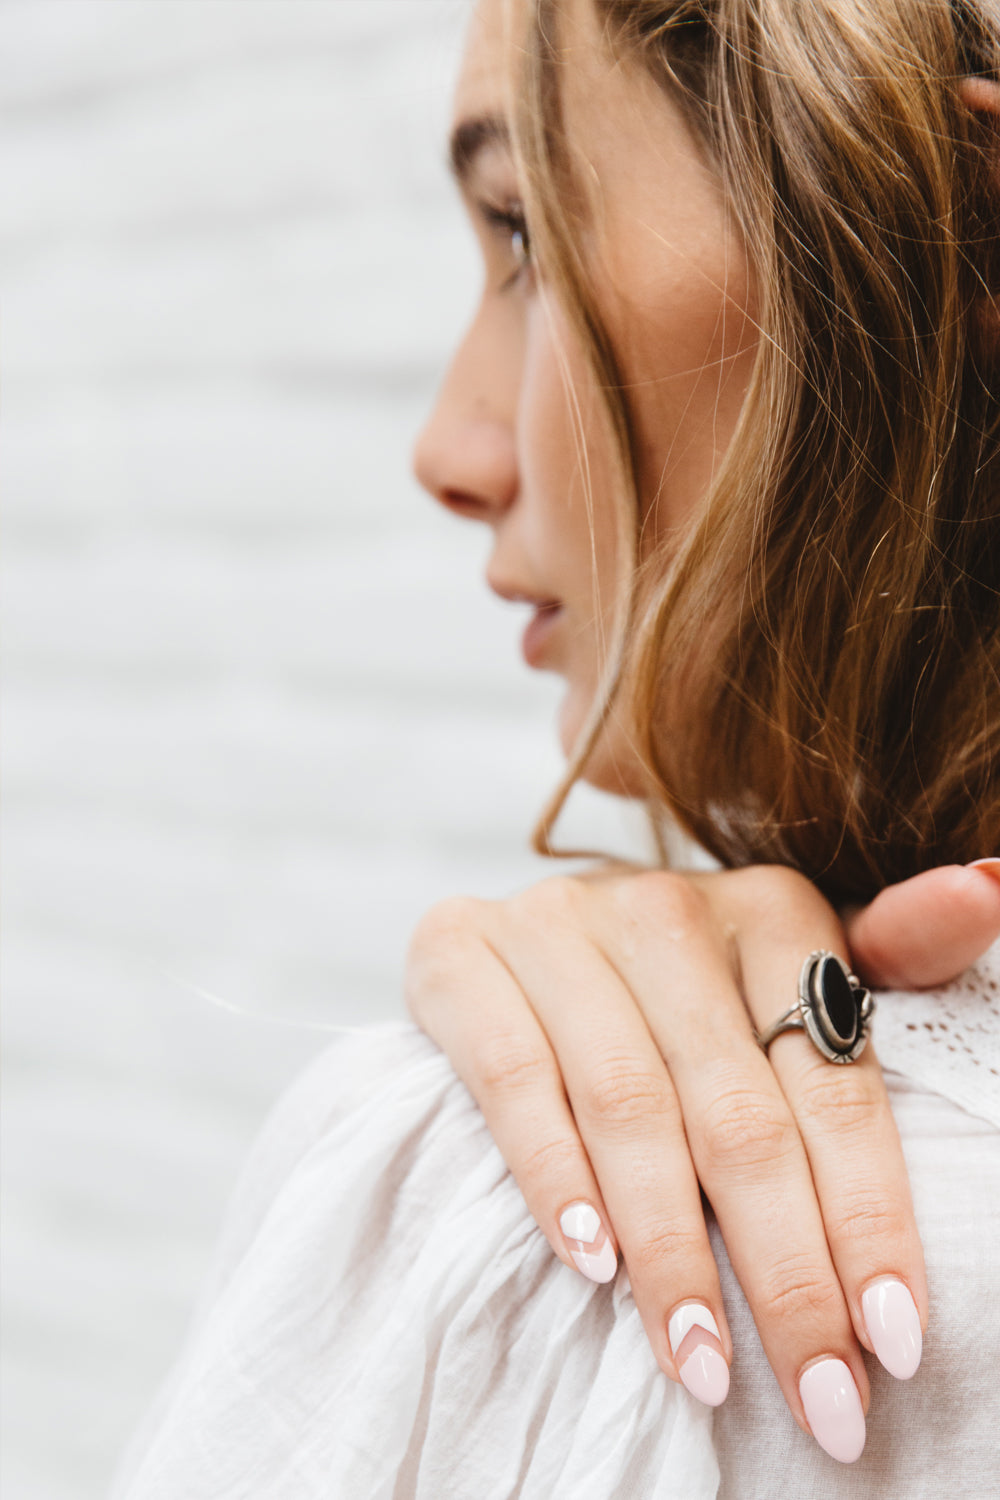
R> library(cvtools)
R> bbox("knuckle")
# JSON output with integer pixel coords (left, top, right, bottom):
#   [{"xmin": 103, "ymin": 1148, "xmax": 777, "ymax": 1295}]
[
  {"xmin": 616, "ymin": 869, "xmax": 710, "ymax": 938},
  {"xmin": 729, "ymin": 863, "xmax": 834, "ymax": 929},
  {"xmin": 510, "ymin": 874, "xmax": 586, "ymax": 928},
  {"xmin": 407, "ymin": 896, "xmax": 485, "ymax": 964},
  {"xmin": 578, "ymin": 1063, "xmax": 679, "ymax": 1137},
  {"xmin": 404, "ymin": 897, "xmax": 487, "ymax": 1019},
  {"xmin": 759, "ymin": 1257, "xmax": 843, "ymax": 1326},
  {"xmin": 518, "ymin": 1133, "xmax": 585, "ymax": 1185},
  {"xmin": 793, "ymin": 1065, "xmax": 880, "ymax": 1136},
  {"xmin": 758, "ymin": 864, "xmax": 818, "ymax": 903},
  {"xmin": 626, "ymin": 1220, "xmax": 707, "ymax": 1280},
  {"xmin": 824, "ymin": 1193, "xmax": 911, "ymax": 1249},
  {"xmin": 740, "ymin": 863, "xmax": 817, "ymax": 906},
  {"xmin": 472, "ymin": 1032, "xmax": 556, "ymax": 1100},
  {"xmin": 699, "ymin": 1087, "xmax": 799, "ymax": 1176}
]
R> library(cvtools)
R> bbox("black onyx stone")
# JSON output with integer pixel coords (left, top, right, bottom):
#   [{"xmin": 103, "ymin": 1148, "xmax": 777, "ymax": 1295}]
[{"xmin": 812, "ymin": 955, "xmax": 858, "ymax": 1049}]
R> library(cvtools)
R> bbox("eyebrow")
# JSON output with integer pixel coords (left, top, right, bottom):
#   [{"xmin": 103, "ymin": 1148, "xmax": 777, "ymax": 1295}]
[{"xmin": 447, "ymin": 112, "xmax": 512, "ymax": 189}]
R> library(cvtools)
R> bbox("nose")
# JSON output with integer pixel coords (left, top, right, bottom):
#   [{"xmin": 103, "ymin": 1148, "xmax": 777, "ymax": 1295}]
[{"xmin": 411, "ymin": 309, "xmax": 519, "ymax": 524}]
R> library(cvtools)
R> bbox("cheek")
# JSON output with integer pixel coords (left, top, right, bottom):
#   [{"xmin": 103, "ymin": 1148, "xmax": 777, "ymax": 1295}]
[
  {"xmin": 517, "ymin": 299, "xmax": 586, "ymax": 538},
  {"xmin": 518, "ymin": 297, "xmax": 623, "ymax": 610},
  {"xmin": 626, "ymin": 273, "xmax": 758, "ymax": 542}
]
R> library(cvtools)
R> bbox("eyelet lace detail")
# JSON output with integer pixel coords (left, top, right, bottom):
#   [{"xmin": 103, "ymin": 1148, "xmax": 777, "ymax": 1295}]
[{"xmin": 874, "ymin": 940, "xmax": 1000, "ymax": 1128}]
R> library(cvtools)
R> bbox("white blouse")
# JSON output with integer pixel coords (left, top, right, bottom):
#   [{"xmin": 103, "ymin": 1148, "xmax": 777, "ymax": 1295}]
[{"xmin": 111, "ymin": 945, "xmax": 1000, "ymax": 1499}]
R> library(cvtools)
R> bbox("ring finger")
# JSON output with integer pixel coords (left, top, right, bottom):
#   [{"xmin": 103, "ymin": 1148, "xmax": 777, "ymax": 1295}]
[
  {"xmin": 587, "ymin": 873, "xmax": 872, "ymax": 1462},
  {"xmin": 735, "ymin": 912, "xmax": 927, "ymax": 1384}
]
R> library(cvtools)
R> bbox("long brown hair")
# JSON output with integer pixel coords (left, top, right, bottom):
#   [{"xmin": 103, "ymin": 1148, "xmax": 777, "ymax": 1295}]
[{"xmin": 509, "ymin": 0, "xmax": 1000, "ymax": 903}]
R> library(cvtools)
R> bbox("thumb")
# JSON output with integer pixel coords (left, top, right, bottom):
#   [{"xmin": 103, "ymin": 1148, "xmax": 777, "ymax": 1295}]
[{"xmin": 844, "ymin": 863, "xmax": 1000, "ymax": 990}]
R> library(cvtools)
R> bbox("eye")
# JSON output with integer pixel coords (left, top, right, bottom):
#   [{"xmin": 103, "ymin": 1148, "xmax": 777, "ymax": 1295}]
[{"xmin": 478, "ymin": 200, "xmax": 533, "ymax": 289}]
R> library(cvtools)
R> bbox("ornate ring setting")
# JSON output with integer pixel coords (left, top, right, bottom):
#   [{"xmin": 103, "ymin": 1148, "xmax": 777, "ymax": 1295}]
[{"xmin": 755, "ymin": 950, "xmax": 875, "ymax": 1064}]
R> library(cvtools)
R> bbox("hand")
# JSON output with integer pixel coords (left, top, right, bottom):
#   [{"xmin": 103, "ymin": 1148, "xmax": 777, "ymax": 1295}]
[{"xmin": 404, "ymin": 860, "xmax": 1000, "ymax": 1461}]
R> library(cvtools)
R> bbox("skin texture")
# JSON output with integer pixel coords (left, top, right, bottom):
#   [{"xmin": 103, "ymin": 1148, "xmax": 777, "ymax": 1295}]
[
  {"xmin": 412, "ymin": 0, "xmax": 756, "ymax": 794},
  {"xmin": 413, "ymin": 11, "xmax": 1000, "ymax": 800},
  {"xmin": 408, "ymin": 0, "xmax": 1000, "ymax": 1460}
]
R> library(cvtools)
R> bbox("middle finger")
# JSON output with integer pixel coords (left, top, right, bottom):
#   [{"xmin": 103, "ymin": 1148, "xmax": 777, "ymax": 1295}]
[
  {"xmin": 497, "ymin": 880, "xmax": 734, "ymax": 1401},
  {"xmin": 587, "ymin": 871, "xmax": 870, "ymax": 1463}
]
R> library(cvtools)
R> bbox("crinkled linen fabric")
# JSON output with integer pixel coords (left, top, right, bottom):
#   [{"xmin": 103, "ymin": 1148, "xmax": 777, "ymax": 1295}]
[{"xmin": 112, "ymin": 946, "xmax": 1000, "ymax": 1500}]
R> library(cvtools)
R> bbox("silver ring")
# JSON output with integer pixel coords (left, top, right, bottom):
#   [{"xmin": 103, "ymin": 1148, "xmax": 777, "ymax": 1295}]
[{"xmin": 755, "ymin": 950, "xmax": 875, "ymax": 1064}]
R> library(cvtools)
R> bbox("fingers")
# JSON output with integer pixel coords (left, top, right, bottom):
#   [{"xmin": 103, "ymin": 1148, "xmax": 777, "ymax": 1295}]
[
  {"xmin": 406, "ymin": 888, "xmax": 734, "ymax": 1407},
  {"xmin": 595, "ymin": 871, "xmax": 871, "ymax": 1460},
  {"xmin": 739, "ymin": 945, "xmax": 926, "ymax": 1374},
  {"xmin": 405, "ymin": 898, "xmax": 620, "ymax": 1284},
  {"xmin": 726, "ymin": 870, "xmax": 927, "ymax": 1379},
  {"xmin": 844, "ymin": 862, "xmax": 1000, "ymax": 989},
  {"xmin": 407, "ymin": 864, "xmax": 932, "ymax": 1465},
  {"xmin": 493, "ymin": 880, "xmax": 733, "ymax": 1404}
]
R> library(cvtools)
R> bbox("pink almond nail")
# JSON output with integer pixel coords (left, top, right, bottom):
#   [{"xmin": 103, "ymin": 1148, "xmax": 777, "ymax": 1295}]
[
  {"xmin": 668, "ymin": 1304, "xmax": 730, "ymax": 1407},
  {"xmin": 799, "ymin": 1358, "xmax": 866, "ymax": 1463},
  {"xmin": 558, "ymin": 1202, "xmax": 618, "ymax": 1284},
  {"xmin": 862, "ymin": 1278, "xmax": 922, "ymax": 1380}
]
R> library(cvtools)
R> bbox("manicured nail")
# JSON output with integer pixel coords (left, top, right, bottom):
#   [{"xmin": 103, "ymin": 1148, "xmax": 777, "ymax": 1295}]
[
  {"xmin": 667, "ymin": 1303, "xmax": 730, "ymax": 1407},
  {"xmin": 799, "ymin": 1358, "xmax": 866, "ymax": 1463},
  {"xmin": 558, "ymin": 1202, "xmax": 617, "ymax": 1284},
  {"xmin": 968, "ymin": 858, "xmax": 1000, "ymax": 878},
  {"xmin": 861, "ymin": 1278, "xmax": 922, "ymax": 1379}
]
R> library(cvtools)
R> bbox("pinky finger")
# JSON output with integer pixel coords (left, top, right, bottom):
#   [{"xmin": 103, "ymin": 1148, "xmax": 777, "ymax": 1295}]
[
  {"xmin": 462, "ymin": 1024, "xmax": 621, "ymax": 1282},
  {"xmin": 405, "ymin": 914, "xmax": 619, "ymax": 1283}
]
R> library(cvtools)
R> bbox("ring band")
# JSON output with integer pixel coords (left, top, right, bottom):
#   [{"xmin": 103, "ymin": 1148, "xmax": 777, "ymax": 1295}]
[{"xmin": 755, "ymin": 950, "xmax": 875, "ymax": 1064}]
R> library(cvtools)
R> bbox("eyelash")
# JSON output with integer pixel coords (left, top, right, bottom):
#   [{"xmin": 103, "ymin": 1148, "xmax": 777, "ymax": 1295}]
[{"xmin": 479, "ymin": 201, "xmax": 532, "ymax": 289}]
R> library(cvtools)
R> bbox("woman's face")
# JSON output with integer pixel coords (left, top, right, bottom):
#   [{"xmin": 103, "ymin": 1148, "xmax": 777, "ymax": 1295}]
[{"xmin": 412, "ymin": 0, "xmax": 757, "ymax": 795}]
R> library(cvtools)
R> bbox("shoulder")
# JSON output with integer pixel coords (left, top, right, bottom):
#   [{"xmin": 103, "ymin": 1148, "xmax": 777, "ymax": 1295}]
[
  {"xmin": 211, "ymin": 1022, "xmax": 483, "ymax": 1275},
  {"xmin": 249, "ymin": 1020, "xmax": 461, "ymax": 1160},
  {"xmin": 115, "ymin": 1021, "xmax": 721, "ymax": 1498}
]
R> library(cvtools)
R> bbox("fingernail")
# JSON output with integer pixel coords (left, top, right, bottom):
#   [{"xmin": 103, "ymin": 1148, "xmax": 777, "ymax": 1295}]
[
  {"xmin": 558, "ymin": 1202, "xmax": 617, "ymax": 1284},
  {"xmin": 861, "ymin": 1278, "xmax": 922, "ymax": 1379},
  {"xmin": 667, "ymin": 1303, "xmax": 730, "ymax": 1407},
  {"xmin": 799, "ymin": 1358, "xmax": 866, "ymax": 1463},
  {"xmin": 968, "ymin": 858, "xmax": 1000, "ymax": 878}
]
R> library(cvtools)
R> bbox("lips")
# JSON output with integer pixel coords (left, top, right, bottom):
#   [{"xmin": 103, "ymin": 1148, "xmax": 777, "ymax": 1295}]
[
  {"xmin": 486, "ymin": 575, "xmax": 562, "ymax": 610},
  {"xmin": 520, "ymin": 600, "xmax": 564, "ymax": 666},
  {"xmin": 485, "ymin": 572, "xmax": 564, "ymax": 666}
]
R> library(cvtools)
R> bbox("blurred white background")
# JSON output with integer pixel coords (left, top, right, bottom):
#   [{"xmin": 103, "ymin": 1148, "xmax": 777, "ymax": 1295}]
[{"xmin": 1, "ymin": 3, "xmax": 653, "ymax": 1496}]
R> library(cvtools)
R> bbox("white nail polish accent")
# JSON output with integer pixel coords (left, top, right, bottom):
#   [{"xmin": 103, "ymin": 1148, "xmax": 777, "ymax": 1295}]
[
  {"xmin": 568, "ymin": 1238, "xmax": 619, "ymax": 1283},
  {"xmin": 559, "ymin": 1202, "xmax": 601, "ymax": 1243},
  {"xmin": 668, "ymin": 1303, "xmax": 721, "ymax": 1353},
  {"xmin": 559, "ymin": 1201, "xmax": 618, "ymax": 1284},
  {"xmin": 668, "ymin": 1303, "xmax": 729, "ymax": 1406}
]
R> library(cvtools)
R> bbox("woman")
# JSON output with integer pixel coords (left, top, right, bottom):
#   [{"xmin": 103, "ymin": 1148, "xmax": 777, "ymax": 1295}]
[{"xmin": 113, "ymin": 0, "xmax": 1000, "ymax": 1493}]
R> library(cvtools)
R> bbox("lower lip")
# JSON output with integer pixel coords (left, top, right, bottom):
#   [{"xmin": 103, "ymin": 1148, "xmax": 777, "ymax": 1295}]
[{"xmin": 521, "ymin": 604, "xmax": 563, "ymax": 666}]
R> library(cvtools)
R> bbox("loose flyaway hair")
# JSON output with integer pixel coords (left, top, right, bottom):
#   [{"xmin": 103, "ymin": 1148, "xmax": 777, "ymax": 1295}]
[{"xmin": 507, "ymin": 0, "xmax": 1000, "ymax": 902}]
